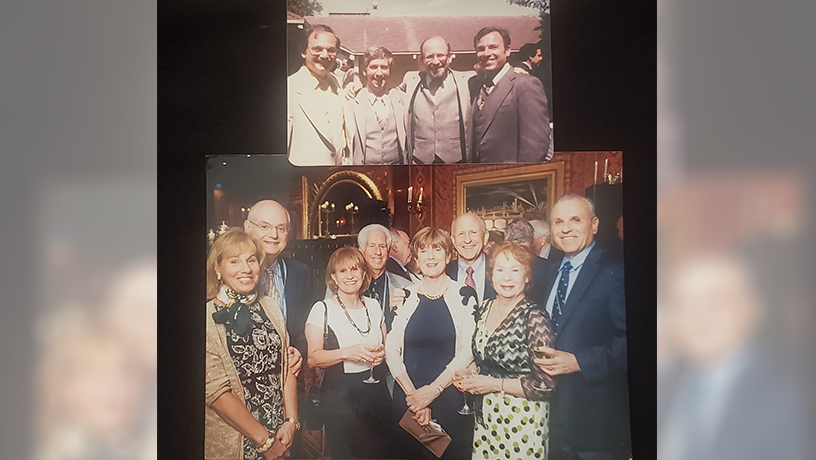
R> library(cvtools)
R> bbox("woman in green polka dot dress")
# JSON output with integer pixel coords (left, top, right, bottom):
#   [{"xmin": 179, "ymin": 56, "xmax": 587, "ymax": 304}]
[{"xmin": 454, "ymin": 241, "xmax": 556, "ymax": 460}]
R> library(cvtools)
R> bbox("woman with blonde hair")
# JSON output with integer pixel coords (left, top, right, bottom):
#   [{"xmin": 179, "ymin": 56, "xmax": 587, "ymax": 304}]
[
  {"xmin": 304, "ymin": 246, "xmax": 391, "ymax": 459},
  {"xmin": 386, "ymin": 227, "xmax": 478, "ymax": 459},
  {"xmin": 205, "ymin": 228, "xmax": 298, "ymax": 460},
  {"xmin": 454, "ymin": 241, "xmax": 555, "ymax": 459}
]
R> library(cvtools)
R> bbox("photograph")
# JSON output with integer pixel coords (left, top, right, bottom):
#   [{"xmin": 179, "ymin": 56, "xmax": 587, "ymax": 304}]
[
  {"xmin": 286, "ymin": 0, "xmax": 554, "ymax": 166},
  {"xmin": 204, "ymin": 151, "xmax": 629, "ymax": 460}
]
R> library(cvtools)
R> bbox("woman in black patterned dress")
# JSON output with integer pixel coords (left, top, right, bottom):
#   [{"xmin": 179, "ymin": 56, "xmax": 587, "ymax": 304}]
[
  {"xmin": 205, "ymin": 229, "xmax": 299, "ymax": 460},
  {"xmin": 455, "ymin": 241, "xmax": 555, "ymax": 460}
]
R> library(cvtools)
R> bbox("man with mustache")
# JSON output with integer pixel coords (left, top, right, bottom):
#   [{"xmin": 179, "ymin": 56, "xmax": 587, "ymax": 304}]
[
  {"xmin": 288, "ymin": 24, "xmax": 349, "ymax": 166},
  {"xmin": 347, "ymin": 46, "xmax": 408, "ymax": 164},
  {"xmin": 398, "ymin": 36, "xmax": 475, "ymax": 164},
  {"xmin": 468, "ymin": 27, "xmax": 551, "ymax": 163}
]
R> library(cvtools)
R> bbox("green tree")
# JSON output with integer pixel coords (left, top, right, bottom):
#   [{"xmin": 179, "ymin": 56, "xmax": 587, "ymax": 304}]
[{"xmin": 287, "ymin": 0, "xmax": 323, "ymax": 17}]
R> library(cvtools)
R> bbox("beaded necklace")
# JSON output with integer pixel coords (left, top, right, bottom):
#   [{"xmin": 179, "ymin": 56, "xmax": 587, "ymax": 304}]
[{"xmin": 336, "ymin": 295, "xmax": 372, "ymax": 336}]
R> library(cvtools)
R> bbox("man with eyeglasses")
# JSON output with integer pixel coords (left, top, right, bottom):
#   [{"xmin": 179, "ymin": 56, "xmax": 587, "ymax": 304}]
[
  {"xmin": 288, "ymin": 24, "xmax": 350, "ymax": 166},
  {"xmin": 397, "ymin": 36, "xmax": 475, "ymax": 164}
]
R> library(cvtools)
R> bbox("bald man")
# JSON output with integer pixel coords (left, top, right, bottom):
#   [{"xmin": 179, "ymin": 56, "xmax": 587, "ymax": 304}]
[{"xmin": 445, "ymin": 213, "xmax": 497, "ymax": 305}]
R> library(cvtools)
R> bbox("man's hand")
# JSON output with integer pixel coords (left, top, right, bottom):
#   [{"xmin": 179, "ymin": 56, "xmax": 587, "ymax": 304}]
[
  {"xmin": 344, "ymin": 81, "xmax": 362, "ymax": 100},
  {"xmin": 287, "ymin": 347, "xmax": 302, "ymax": 378},
  {"xmin": 390, "ymin": 288, "xmax": 406, "ymax": 310},
  {"xmin": 406, "ymin": 384, "xmax": 439, "ymax": 412},
  {"xmin": 533, "ymin": 346, "xmax": 580, "ymax": 376}
]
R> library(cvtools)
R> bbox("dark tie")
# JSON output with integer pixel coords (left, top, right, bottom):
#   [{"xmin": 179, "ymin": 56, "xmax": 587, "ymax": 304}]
[
  {"xmin": 552, "ymin": 261, "xmax": 572, "ymax": 330},
  {"xmin": 476, "ymin": 80, "xmax": 493, "ymax": 110}
]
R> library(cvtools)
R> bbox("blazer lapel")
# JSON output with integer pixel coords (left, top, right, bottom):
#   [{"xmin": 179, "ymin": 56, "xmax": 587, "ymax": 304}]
[
  {"xmin": 476, "ymin": 72, "xmax": 514, "ymax": 142},
  {"xmin": 556, "ymin": 247, "xmax": 602, "ymax": 333},
  {"xmin": 390, "ymin": 90, "xmax": 407, "ymax": 151}
]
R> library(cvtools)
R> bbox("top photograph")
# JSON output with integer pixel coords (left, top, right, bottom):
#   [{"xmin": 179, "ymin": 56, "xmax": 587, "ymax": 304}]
[{"xmin": 287, "ymin": 0, "xmax": 553, "ymax": 166}]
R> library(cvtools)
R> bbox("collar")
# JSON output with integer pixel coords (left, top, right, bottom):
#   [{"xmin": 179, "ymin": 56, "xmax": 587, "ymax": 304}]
[
  {"xmin": 366, "ymin": 89, "xmax": 389, "ymax": 106},
  {"xmin": 459, "ymin": 252, "xmax": 485, "ymax": 272},
  {"xmin": 265, "ymin": 258, "xmax": 282, "ymax": 276},
  {"xmin": 560, "ymin": 241, "xmax": 595, "ymax": 270},
  {"xmin": 390, "ymin": 256, "xmax": 407, "ymax": 271},
  {"xmin": 539, "ymin": 244, "xmax": 551, "ymax": 259},
  {"xmin": 422, "ymin": 69, "xmax": 450, "ymax": 89},
  {"xmin": 485, "ymin": 63, "xmax": 511, "ymax": 87},
  {"xmin": 295, "ymin": 66, "xmax": 338, "ymax": 93}
]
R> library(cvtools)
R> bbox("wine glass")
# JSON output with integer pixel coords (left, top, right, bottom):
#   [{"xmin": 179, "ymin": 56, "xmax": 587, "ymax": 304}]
[
  {"xmin": 455, "ymin": 368, "xmax": 474, "ymax": 415},
  {"xmin": 530, "ymin": 337, "xmax": 552, "ymax": 391},
  {"xmin": 363, "ymin": 334, "xmax": 382, "ymax": 384}
]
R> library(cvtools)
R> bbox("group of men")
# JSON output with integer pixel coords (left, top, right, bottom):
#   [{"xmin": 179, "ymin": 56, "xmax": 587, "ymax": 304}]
[
  {"xmin": 287, "ymin": 24, "xmax": 552, "ymax": 166},
  {"xmin": 240, "ymin": 194, "xmax": 629, "ymax": 460}
]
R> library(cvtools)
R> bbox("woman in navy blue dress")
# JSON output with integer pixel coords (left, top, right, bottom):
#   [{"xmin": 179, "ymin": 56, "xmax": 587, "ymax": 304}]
[{"xmin": 386, "ymin": 227, "xmax": 478, "ymax": 459}]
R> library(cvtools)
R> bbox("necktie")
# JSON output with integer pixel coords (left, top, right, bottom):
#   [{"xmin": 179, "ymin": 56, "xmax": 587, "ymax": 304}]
[
  {"xmin": 265, "ymin": 265, "xmax": 284, "ymax": 320},
  {"xmin": 465, "ymin": 266, "xmax": 477, "ymax": 291},
  {"xmin": 477, "ymin": 80, "xmax": 493, "ymax": 110},
  {"xmin": 552, "ymin": 261, "xmax": 572, "ymax": 330},
  {"xmin": 374, "ymin": 97, "xmax": 388, "ymax": 130}
]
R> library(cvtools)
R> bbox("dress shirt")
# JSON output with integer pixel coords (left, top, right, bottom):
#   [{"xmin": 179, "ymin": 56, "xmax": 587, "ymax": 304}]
[
  {"xmin": 366, "ymin": 90, "xmax": 391, "ymax": 122},
  {"xmin": 484, "ymin": 63, "xmax": 512, "ymax": 93},
  {"xmin": 458, "ymin": 253, "xmax": 486, "ymax": 305},
  {"xmin": 544, "ymin": 241, "xmax": 596, "ymax": 317},
  {"xmin": 539, "ymin": 244, "xmax": 552, "ymax": 259},
  {"xmin": 262, "ymin": 259, "xmax": 288, "ymax": 322}
]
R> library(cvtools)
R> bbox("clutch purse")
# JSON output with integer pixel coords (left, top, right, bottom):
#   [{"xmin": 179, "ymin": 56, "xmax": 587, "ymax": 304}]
[{"xmin": 399, "ymin": 410, "xmax": 452, "ymax": 458}]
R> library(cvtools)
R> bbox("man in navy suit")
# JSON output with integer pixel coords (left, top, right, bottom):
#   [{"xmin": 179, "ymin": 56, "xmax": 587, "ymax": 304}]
[
  {"xmin": 468, "ymin": 27, "xmax": 551, "ymax": 163},
  {"xmin": 533, "ymin": 194, "xmax": 630, "ymax": 460},
  {"xmin": 445, "ymin": 213, "xmax": 497, "ymax": 305}
]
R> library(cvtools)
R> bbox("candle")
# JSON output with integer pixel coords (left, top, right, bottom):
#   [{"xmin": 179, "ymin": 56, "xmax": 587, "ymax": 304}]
[
  {"xmin": 408, "ymin": 186, "xmax": 413, "ymax": 203},
  {"xmin": 418, "ymin": 187, "xmax": 424, "ymax": 204},
  {"xmin": 604, "ymin": 158, "xmax": 608, "ymax": 182},
  {"xmin": 594, "ymin": 161, "xmax": 598, "ymax": 185}
]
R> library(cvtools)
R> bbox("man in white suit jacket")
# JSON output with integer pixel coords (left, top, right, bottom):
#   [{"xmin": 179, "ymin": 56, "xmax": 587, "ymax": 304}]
[
  {"xmin": 287, "ymin": 24, "xmax": 349, "ymax": 166},
  {"xmin": 347, "ymin": 46, "xmax": 408, "ymax": 165},
  {"xmin": 397, "ymin": 36, "xmax": 475, "ymax": 164}
]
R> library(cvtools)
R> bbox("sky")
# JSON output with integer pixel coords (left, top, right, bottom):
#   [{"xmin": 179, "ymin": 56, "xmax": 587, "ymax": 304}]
[{"xmin": 314, "ymin": 0, "xmax": 539, "ymax": 17}]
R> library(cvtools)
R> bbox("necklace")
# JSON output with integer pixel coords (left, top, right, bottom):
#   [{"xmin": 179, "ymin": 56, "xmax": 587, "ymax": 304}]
[
  {"xmin": 336, "ymin": 295, "xmax": 372, "ymax": 336},
  {"xmin": 419, "ymin": 277, "xmax": 450, "ymax": 300}
]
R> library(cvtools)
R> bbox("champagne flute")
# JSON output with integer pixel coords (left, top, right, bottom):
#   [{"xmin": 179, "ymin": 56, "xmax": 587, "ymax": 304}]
[
  {"xmin": 363, "ymin": 331, "xmax": 382, "ymax": 384},
  {"xmin": 455, "ymin": 368, "xmax": 474, "ymax": 415},
  {"xmin": 530, "ymin": 337, "xmax": 552, "ymax": 391}
]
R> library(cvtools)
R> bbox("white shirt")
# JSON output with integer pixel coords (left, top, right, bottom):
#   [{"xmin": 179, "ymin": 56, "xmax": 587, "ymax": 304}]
[
  {"xmin": 485, "ymin": 63, "xmax": 512, "ymax": 92},
  {"xmin": 457, "ymin": 253, "xmax": 486, "ymax": 305},
  {"xmin": 306, "ymin": 296, "xmax": 384, "ymax": 374},
  {"xmin": 544, "ymin": 241, "xmax": 595, "ymax": 317},
  {"xmin": 539, "ymin": 244, "xmax": 552, "ymax": 259}
]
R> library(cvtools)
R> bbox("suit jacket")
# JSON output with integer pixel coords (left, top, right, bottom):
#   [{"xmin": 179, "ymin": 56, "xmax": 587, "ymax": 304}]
[
  {"xmin": 287, "ymin": 66, "xmax": 349, "ymax": 166},
  {"xmin": 347, "ymin": 88, "xmax": 408, "ymax": 164},
  {"xmin": 265, "ymin": 258, "xmax": 315, "ymax": 361},
  {"xmin": 385, "ymin": 257, "xmax": 421, "ymax": 284},
  {"xmin": 445, "ymin": 258, "xmax": 497, "ymax": 305},
  {"xmin": 398, "ymin": 69, "xmax": 475, "ymax": 163},
  {"xmin": 541, "ymin": 246, "xmax": 630, "ymax": 459},
  {"xmin": 529, "ymin": 255, "xmax": 558, "ymax": 308},
  {"xmin": 467, "ymin": 69, "xmax": 551, "ymax": 163}
]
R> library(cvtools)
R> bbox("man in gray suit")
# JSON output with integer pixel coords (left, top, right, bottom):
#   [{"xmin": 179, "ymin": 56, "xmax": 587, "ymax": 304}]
[
  {"xmin": 398, "ymin": 36, "xmax": 475, "ymax": 164},
  {"xmin": 348, "ymin": 46, "xmax": 408, "ymax": 164},
  {"xmin": 469, "ymin": 27, "xmax": 551, "ymax": 163}
]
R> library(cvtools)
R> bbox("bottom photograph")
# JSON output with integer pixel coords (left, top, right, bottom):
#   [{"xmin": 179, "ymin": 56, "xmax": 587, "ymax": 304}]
[{"xmin": 204, "ymin": 152, "xmax": 628, "ymax": 460}]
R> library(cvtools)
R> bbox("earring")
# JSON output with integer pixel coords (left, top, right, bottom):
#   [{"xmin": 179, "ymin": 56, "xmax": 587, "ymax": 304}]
[{"xmin": 216, "ymin": 272, "xmax": 222, "ymax": 281}]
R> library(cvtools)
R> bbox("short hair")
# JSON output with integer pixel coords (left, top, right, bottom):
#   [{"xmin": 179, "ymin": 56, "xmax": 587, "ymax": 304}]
[
  {"xmin": 519, "ymin": 43, "xmax": 539, "ymax": 61},
  {"xmin": 451, "ymin": 212, "xmax": 488, "ymax": 235},
  {"xmin": 206, "ymin": 228, "xmax": 266, "ymax": 300},
  {"xmin": 358, "ymin": 223, "xmax": 392, "ymax": 249},
  {"xmin": 363, "ymin": 46, "xmax": 394, "ymax": 70},
  {"xmin": 390, "ymin": 227, "xmax": 408, "ymax": 242},
  {"xmin": 553, "ymin": 193, "xmax": 597, "ymax": 218},
  {"xmin": 410, "ymin": 227, "xmax": 455, "ymax": 261},
  {"xmin": 473, "ymin": 27, "xmax": 511, "ymax": 49},
  {"xmin": 302, "ymin": 24, "xmax": 340, "ymax": 53},
  {"xmin": 529, "ymin": 219, "xmax": 551, "ymax": 239},
  {"xmin": 487, "ymin": 241, "xmax": 535, "ymax": 294},
  {"xmin": 419, "ymin": 36, "xmax": 452, "ymax": 56},
  {"xmin": 325, "ymin": 246, "xmax": 371, "ymax": 294},
  {"xmin": 505, "ymin": 218, "xmax": 535, "ymax": 246}
]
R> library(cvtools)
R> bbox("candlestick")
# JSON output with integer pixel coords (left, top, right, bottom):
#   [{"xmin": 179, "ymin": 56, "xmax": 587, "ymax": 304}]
[
  {"xmin": 418, "ymin": 187, "xmax": 424, "ymax": 204},
  {"xmin": 594, "ymin": 161, "xmax": 598, "ymax": 185},
  {"xmin": 604, "ymin": 158, "xmax": 608, "ymax": 182},
  {"xmin": 408, "ymin": 186, "xmax": 413, "ymax": 203}
]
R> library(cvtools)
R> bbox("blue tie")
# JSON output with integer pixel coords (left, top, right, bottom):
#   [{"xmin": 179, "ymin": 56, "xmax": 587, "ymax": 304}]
[{"xmin": 552, "ymin": 261, "xmax": 572, "ymax": 330}]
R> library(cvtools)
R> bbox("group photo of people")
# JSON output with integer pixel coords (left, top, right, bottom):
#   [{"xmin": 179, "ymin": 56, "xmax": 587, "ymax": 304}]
[
  {"xmin": 204, "ymin": 155, "xmax": 629, "ymax": 460},
  {"xmin": 286, "ymin": 13, "xmax": 553, "ymax": 166}
]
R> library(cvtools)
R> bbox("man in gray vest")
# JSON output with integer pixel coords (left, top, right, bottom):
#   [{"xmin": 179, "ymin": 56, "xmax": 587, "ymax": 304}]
[
  {"xmin": 348, "ymin": 46, "xmax": 408, "ymax": 164},
  {"xmin": 398, "ymin": 36, "xmax": 475, "ymax": 164}
]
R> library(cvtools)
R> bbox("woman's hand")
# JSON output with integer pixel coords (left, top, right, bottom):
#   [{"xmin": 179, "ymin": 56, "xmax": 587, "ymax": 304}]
[
  {"xmin": 406, "ymin": 384, "xmax": 439, "ymax": 412},
  {"xmin": 276, "ymin": 422, "xmax": 296, "ymax": 450},
  {"xmin": 262, "ymin": 437, "xmax": 289, "ymax": 460},
  {"xmin": 343, "ymin": 343, "xmax": 381, "ymax": 364},
  {"xmin": 369, "ymin": 344, "xmax": 385, "ymax": 366},
  {"xmin": 287, "ymin": 347, "xmax": 302, "ymax": 378},
  {"xmin": 412, "ymin": 407, "xmax": 432, "ymax": 427},
  {"xmin": 456, "ymin": 374, "xmax": 500, "ymax": 395}
]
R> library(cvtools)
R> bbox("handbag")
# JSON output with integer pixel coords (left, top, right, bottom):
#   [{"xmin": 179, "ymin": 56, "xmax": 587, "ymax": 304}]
[
  {"xmin": 398, "ymin": 410, "xmax": 452, "ymax": 458},
  {"xmin": 301, "ymin": 301, "xmax": 328, "ymax": 430}
]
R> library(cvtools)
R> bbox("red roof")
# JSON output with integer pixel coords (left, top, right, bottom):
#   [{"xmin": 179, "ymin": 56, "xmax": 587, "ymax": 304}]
[
  {"xmin": 288, "ymin": 11, "xmax": 305, "ymax": 22},
  {"xmin": 302, "ymin": 15, "xmax": 542, "ymax": 54}
]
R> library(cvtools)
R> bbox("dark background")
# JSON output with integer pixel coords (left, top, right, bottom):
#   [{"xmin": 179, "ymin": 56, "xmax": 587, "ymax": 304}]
[{"xmin": 158, "ymin": 0, "xmax": 656, "ymax": 458}]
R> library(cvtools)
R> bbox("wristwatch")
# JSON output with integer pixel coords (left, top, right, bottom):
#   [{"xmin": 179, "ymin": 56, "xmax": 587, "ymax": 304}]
[{"xmin": 285, "ymin": 417, "xmax": 301, "ymax": 431}]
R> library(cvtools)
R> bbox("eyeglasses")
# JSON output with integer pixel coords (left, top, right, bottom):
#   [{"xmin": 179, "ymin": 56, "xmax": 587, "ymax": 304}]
[
  {"xmin": 307, "ymin": 46, "xmax": 338, "ymax": 56},
  {"xmin": 248, "ymin": 220, "xmax": 289, "ymax": 235}
]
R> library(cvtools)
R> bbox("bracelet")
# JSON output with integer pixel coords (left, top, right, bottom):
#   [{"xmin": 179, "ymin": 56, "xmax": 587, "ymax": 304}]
[
  {"xmin": 436, "ymin": 384, "xmax": 445, "ymax": 394},
  {"xmin": 500, "ymin": 378, "xmax": 505, "ymax": 397},
  {"xmin": 257, "ymin": 432, "xmax": 275, "ymax": 454},
  {"xmin": 285, "ymin": 417, "xmax": 301, "ymax": 431}
]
